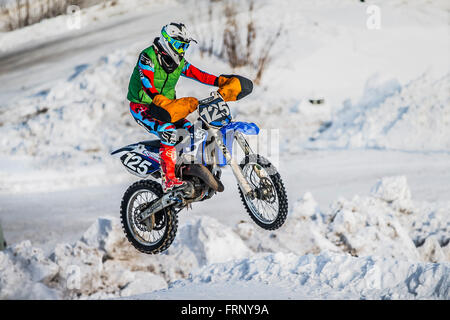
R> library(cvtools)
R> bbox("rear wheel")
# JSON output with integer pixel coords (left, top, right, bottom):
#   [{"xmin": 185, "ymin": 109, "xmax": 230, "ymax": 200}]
[
  {"xmin": 120, "ymin": 180, "xmax": 178, "ymax": 254},
  {"xmin": 238, "ymin": 154, "xmax": 288, "ymax": 230}
]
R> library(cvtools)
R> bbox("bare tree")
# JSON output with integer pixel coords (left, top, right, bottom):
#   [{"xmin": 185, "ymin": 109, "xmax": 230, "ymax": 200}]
[
  {"xmin": 16, "ymin": 0, "xmax": 22, "ymax": 28},
  {"xmin": 24, "ymin": 0, "xmax": 31, "ymax": 27},
  {"xmin": 1, "ymin": 0, "xmax": 86, "ymax": 31},
  {"xmin": 253, "ymin": 24, "xmax": 282, "ymax": 84},
  {"xmin": 220, "ymin": 0, "xmax": 282, "ymax": 84}
]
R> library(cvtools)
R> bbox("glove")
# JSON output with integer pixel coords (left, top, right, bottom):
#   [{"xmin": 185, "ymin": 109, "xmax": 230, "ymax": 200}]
[
  {"xmin": 215, "ymin": 74, "xmax": 253, "ymax": 102},
  {"xmin": 152, "ymin": 95, "xmax": 199, "ymax": 123},
  {"xmin": 216, "ymin": 76, "xmax": 241, "ymax": 102}
]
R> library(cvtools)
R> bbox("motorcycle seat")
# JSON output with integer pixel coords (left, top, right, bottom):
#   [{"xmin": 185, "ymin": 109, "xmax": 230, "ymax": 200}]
[{"xmin": 139, "ymin": 140, "xmax": 161, "ymax": 148}]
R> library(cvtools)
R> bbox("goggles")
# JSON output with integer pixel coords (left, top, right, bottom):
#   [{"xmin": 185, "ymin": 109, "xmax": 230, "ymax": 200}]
[{"xmin": 162, "ymin": 29, "xmax": 190, "ymax": 55}]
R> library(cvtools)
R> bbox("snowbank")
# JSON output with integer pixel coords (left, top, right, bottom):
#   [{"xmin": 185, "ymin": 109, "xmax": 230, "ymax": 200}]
[
  {"xmin": 0, "ymin": 218, "xmax": 165, "ymax": 299},
  {"xmin": 0, "ymin": 48, "xmax": 142, "ymax": 193},
  {"xmin": 311, "ymin": 73, "xmax": 450, "ymax": 151},
  {"xmin": 0, "ymin": 176, "xmax": 448, "ymax": 299},
  {"xmin": 168, "ymin": 216, "xmax": 252, "ymax": 266},
  {"xmin": 139, "ymin": 251, "xmax": 448, "ymax": 300},
  {"xmin": 0, "ymin": 49, "xmax": 136, "ymax": 163},
  {"xmin": 239, "ymin": 175, "xmax": 449, "ymax": 261},
  {"xmin": 0, "ymin": 214, "xmax": 252, "ymax": 299}
]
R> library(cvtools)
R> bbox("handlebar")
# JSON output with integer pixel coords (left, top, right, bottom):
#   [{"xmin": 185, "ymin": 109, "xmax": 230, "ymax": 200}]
[{"xmin": 198, "ymin": 91, "xmax": 224, "ymax": 106}]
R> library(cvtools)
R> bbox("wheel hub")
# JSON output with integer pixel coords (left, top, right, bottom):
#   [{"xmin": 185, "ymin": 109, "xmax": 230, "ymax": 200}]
[
  {"xmin": 255, "ymin": 177, "xmax": 276, "ymax": 203},
  {"xmin": 134, "ymin": 202, "xmax": 166, "ymax": 232}
]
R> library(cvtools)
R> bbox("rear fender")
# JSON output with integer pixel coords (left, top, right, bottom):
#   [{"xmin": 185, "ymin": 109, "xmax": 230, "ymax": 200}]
[
  {"xmin": 111, "ymin": 145, "xmax": 136, "ymax": 155},
  {"xmin": 111, "ymin": 142, "xmax": 161, "ymax": 177}
]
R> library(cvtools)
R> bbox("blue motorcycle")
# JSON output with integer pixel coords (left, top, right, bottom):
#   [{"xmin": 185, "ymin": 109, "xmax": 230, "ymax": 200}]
[{"xmin": 111, "ymin": 92, "xmax": 288, "ymax": 254}]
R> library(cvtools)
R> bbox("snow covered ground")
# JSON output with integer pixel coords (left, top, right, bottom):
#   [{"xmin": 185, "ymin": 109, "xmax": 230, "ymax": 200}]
[
  {"xmin": 0, "ymin": 176, "xmax": 448, "ymax": 299},
  {"xmin": 0, "ymin": 0, "xmax": 449, "ymax": 300}
]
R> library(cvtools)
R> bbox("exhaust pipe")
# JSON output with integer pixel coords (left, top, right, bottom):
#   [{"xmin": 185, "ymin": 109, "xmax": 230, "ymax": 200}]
[{"xmin": 182, "ymin": 164, "xmax": 224, "ymax": 192}]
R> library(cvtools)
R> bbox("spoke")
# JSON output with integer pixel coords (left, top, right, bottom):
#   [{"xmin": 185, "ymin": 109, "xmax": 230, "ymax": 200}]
[
  {"xmin": 259, "ymin": 200, "xmax": 273, "ymax": 221},
  {"xmin": 263, "ymin": 197, "xmax": 278, "ymax": 214},
  {"xmin": 255, "ymin": 200, "xmax": 266, "ymax": 220},
  {"xmin": 251, "ymin": 168, "xmax": 260, "ymax": 186},
  {"xmin": 267, "ymin": 199, "xmax": 279, "ymax": 216},
  {"xmin": 137, "ymin": 194, "xmax": 144, "ymax": 206}
]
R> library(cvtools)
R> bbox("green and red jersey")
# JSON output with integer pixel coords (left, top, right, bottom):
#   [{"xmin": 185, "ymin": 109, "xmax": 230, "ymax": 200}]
[{"xmin": 127, "ymin": 44, "xmax": 217, "ymax": 104}]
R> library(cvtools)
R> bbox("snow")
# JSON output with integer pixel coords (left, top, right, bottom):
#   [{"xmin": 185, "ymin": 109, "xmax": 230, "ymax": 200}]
[
  {"xmin": 0, "ymin": 0, "xmax": 449, "ymax": 300},
  {"xmin": 311, "ymin": 73, "xmax": 450, "ymax": 151},
  {"xmin": 171, "ymin": 216, "xmax": 253, "ymax": 266},
  {"xmin": 0, "ymin": 177, "xmax": 448, "ymax": 299},
  {"xmin": 0, "ymin": 0, "xmax": 176, "ymax": 51},
  {"xmin": 138, "ymin": 251, "xmax": 448, "ymax": 300}
]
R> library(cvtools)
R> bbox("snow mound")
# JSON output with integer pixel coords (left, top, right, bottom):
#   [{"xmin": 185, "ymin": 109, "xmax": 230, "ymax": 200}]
[
  {"xmin": 233, "ymin": 175, "xmax": 449, "ymax": 262},
  {"xmin": 0, "ymin": 215, "xmax": 252, "ymax": 299},
  {"xmin": 371, "ymin": 175, "xmax": 412, "ymax": 205},
  {"xmin": 0, "ymin": 176, "xmax": 448, "ymax": 299},
  {"xmin": 312, "ymin": 73, "xmax": 450, "ymax": 151},
  {"xmin": 326, "ymin": 193, "xmax": 419, "ymax": 261},
  {"xmin": 141, "ymin": 251, "xmax": 449, "ymax": 300},
  {"xmin": 168, "ymin": 216, "xmax": 252, "ymax": 266},
  {"xmin": 0, "ymin": 50, "xmax": 137, "ymax": 168},
  {"xmin": 0, "ymin": 241, "xmax": 60, "ymax": 299},
  {"xmin": 0, "ymin": 49, "xmax": 144, "ymax": 192},
  {"xmin": 0, "ymin": 217, "xmax": 169, "ymax": 299}
]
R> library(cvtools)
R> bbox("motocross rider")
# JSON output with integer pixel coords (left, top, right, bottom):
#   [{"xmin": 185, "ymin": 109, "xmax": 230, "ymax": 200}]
[{"xmin": 127, "ymin": 22, "xmax": 252, "ymax": 192}]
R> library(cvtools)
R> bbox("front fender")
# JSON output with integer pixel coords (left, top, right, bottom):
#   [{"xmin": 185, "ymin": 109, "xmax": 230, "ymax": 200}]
[
  {"xmin": 215, "ymin": 121, "xmax": 259, "ymax": 166},
  {"xmin": 220, "ymin": 121, "xmax": 260, "ymax": 136}
]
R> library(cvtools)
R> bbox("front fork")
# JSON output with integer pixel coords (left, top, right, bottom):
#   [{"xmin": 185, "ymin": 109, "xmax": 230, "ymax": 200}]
[{"xmin": 210, "ymin": 129, "xmax": 254, "ymax": 197}]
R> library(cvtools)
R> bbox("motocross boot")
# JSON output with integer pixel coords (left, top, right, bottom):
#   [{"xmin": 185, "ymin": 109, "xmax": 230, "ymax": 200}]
[{"xmin": 159, "ymin": 144, "xmax": 185, "ymax": 193}]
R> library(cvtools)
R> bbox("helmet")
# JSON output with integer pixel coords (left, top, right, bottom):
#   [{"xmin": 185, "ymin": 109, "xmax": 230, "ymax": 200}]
[{"xmin": 158, "ymin": 23, "xmax": 197, "ymax": 65}]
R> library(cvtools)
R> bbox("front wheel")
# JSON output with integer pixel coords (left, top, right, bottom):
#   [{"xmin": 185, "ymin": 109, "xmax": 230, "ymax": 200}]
[
  {"xmin": 120, "ymin": 180, "xmax": 178, "ymax": 254},
  {"xmin": 238, "ymin": 154, "xmax": 288, "ymax": 230}
]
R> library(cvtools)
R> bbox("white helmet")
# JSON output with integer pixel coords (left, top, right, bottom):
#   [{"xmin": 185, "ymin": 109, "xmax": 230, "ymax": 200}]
[{"xmin": 158, "ymin": 22, "xmax": 197, "ymax": 65}]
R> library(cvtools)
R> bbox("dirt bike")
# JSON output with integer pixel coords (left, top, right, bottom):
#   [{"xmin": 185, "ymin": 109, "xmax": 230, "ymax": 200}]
[{"xmin": 111, "ymin": 92, "xmax": 288, "ymax": 254}]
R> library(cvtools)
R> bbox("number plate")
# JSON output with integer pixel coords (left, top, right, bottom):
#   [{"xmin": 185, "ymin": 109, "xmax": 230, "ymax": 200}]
[
  {"xmin": 120, "ymin": 152, "xmax": 154, "ymax": 177},
  {"xmin": 199, "ymin": 98, "xmax": 232, "ymax": 128}
]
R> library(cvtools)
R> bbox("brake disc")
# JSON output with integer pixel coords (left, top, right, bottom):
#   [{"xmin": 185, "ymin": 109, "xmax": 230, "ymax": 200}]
[
  {"xmin": 134, "ymin": 203, "xmax": 154, "ymax": 232},
  {"xmin": 153, "ymin": 211, "xmax": 166, "ymax": 231}
]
